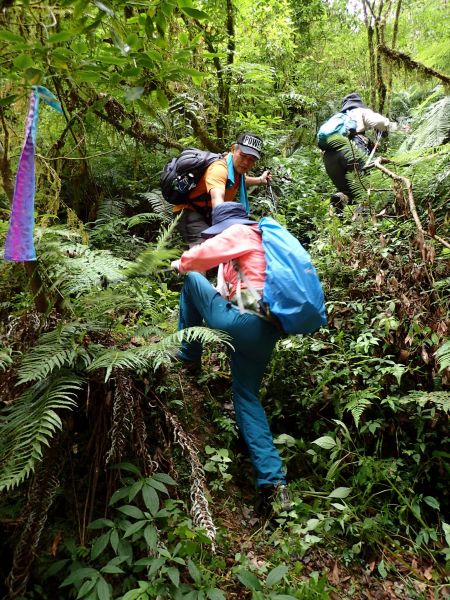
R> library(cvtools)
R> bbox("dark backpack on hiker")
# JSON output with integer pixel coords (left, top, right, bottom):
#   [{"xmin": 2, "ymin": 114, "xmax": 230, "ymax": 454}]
[
  {"xmin": 160, "ymin": 149, "xmax": 223, "ymax": 205},
  {"xmin": 317, "ymin": 112, "xmax": 357, "ymax": 151}
]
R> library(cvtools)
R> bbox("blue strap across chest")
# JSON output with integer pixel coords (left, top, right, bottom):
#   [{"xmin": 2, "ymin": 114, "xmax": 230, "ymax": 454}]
[{"xmin": 226, "ymin": 153, "xmax": 249, "ymax": 213}]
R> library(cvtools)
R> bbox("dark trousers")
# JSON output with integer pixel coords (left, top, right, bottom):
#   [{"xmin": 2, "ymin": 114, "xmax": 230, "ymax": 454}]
[
  {"xmin": 177, "ymin": 208, "xmax": 210, "ymax": 248},
  {"xmin": 322, "ymin": 136, "xmax": 369, "ymax": 200}
]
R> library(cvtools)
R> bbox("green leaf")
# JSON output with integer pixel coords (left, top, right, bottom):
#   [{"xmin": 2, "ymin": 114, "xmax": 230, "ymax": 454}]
[
  {"xmin": 155, "ymin": 89, "xmax": 169, "ymax": 110},
  {"xmin": 167, "ymin": 566, "xmax": 180, "ymax": 587},
  {"xmin": 153, "ymin": 472, "xmax": 177, "ymax": 486},
  {"xmin": 76, "ymin": 578, "xmax": 96, "ymax": 599},
  {"xmin": 179, "ymin": 7, "xmax": 209, "ymax": 20},
  {"xmin": 88, "ymin": 518, "xmax": 114, "ymax": 530},
  {"xmin": 112, "ymin": 462, "xmax": 141, "ymax": 475},
  {"xmin": 443, "ymin": 522, "xmax": 450, "ymax": 547},
  {"xmin": 96, "ymin": 53, "xmax": 127, "ymax": 66},
  {"xmin": 149, "ymin": 556, "xmax": 166, "ymax": 576},
  {"xmin": 109, "ymin": 486, "xmax": 130, "ymax": 505},
  {"xmin": 96, "ymin": 576, "xmax": 111, "ymax": 600},
  {"xmin": 424, "ymin": 496, "xmax": 440, "ymax": 510},
  {"xmin": 125, "ymin": 86, "xmax": 145, "ymax": 102},
  {"xmin": 378, "ymin": 559, "xmax": 387, "ymax": 578},
  {"xmin": 74, "ymin": 70, "xmax": 102, "ymax": 83},
  {"xmin": 266, "ymin": 564, "xmax": 289, "ymax": 587},
  {"xmin": 117, "ymin": 505, "xmax": 145, "ymax": 519},
  {"xmin": 328, "ymin": 487, "xmax": 352, "ymax": 499},
  {"xmin": 110, "ymin": 529, "xmax": 119, "ymax": 552},
  {"xmin": 312, "ymin": 436, "xmax": 336, "ymax": 450},
  {"xmin": 60, "ymin": 568, "xmax": 98, "ymax": 587},
  {"xmin": 24, "ymin": 68, "xmax": 43, "ymax": 84},
  {"xmin": 142, "ymin": 484, "xmax": 159, "ymax": 515},
  {"xmin": 187, "ymin": 559, "xmax": 202, "ymax": 585},
  {"xmin": 100, "ymin": 564, "xmax": 125, "ymax": 574},
  {"xmin": 144, "ymin": 524, "xmax": 158, "ymax": 550},
  {"xmin": 236, "ymin": 570, "xmax": 262, "ymax": 591},
  {"xmin": 123, "ymin": 520, "xmax": 147, "ymax": 538},
  {"xmin": 13, "ymin": 54, "xmax": 34, "ymax": 70},
  {"xmin": 147, "ymin": 478, "xmax": 168, "ymax": 494},
  {"xmin": 0, "ymin": 94, "xmax": 18, "ymax": 106},
  {"xmin": 48, "ymin": 31, "xmax": 74, "ymax": 43},
  {"xmin": 91, "ymin": 532, "xmax": 110, "ymax": 559},
  {"xmin": 128, "ymin": 479, "xmax": 144, "ymax": 501},
  {"xmin": 0, "ymin": 30, "xmax": 25, "ymax": 43},
  {"xmin": 271, "ymin": 595, "xmax": 299, "ymax": 600},
  {"xmin": 207, "ymin": 590, "xmax": 226, "ymax": 600}
]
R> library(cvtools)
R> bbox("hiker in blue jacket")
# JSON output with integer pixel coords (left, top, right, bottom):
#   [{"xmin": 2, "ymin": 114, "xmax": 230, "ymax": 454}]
[
  {"xmin": 171, "ymin": 202, "xmax": 291, "ymax": 517},
  {"xmin": 321, "ymin": 92, "xmax": 398, "ymax": 210}
]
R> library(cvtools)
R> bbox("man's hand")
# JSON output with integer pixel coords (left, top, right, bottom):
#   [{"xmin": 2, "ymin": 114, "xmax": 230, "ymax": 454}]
[
  {"xmin": 259, "ymin": 170, "xmax": 272, "ymax": 185},
  {"xmin": 171, "ymin": 259, "xmax": 181, "ymax": 272}
]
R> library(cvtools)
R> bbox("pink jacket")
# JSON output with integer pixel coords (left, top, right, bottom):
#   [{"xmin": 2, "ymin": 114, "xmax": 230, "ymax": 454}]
[{"xmin": 179, "ymin": 224, "xmax": 265, "ymax": 300}]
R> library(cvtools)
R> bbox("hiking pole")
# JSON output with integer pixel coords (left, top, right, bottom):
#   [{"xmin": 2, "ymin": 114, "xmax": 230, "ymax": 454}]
[
  {"xmin": 266, "ymin": 180, "xmax": 277, "ymax": 213},
  {"xmin": 363, "ymin": 130, "xmax": 383, "ymax": 170}
]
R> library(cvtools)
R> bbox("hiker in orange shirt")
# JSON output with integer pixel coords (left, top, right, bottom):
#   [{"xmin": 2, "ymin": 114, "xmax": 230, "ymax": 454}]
[{"xmin": 174, "ymin": 133, "xmax": 271, "ymax": 247}]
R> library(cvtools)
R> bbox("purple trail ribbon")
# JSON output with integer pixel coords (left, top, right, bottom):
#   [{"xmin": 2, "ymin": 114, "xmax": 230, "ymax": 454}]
[{"xmin": 3, "ymin": 85, "xmax": 62, "ymax": 261}]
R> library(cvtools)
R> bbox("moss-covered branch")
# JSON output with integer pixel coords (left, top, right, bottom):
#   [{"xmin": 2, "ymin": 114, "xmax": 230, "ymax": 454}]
[{"xmin": 379, "ymin": 44, "xmax": 450, "ymax": 85}]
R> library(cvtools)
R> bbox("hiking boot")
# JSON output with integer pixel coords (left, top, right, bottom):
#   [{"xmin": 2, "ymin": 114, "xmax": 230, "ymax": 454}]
[
  {"xmin": 171, "ymin": 351, "xmax": 202, "ymax": 374},
  {"xmin": 330, "ymin": 192, "xmax": 349, "ymax": 211},
  {"xmin": 256, "ymin": 484, "xmax": 293, "ymax": 520}
]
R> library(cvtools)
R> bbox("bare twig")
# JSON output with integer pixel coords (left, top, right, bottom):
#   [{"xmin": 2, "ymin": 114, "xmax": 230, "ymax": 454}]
[{"xmin": 373, "ymin": 158, "xmax": 450, "ymax": 253}]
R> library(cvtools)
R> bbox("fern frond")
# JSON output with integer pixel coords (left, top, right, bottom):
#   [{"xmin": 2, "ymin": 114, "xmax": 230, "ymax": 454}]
[
  {"xmin": 344, "ymin": 390, "xmax": 379, "ymax": 427},
  {"xmin": 0, "ymin": 374, "xmax": 83, "ymax": 492},
  {"xmin": 398, "ymin": 390, "xmax": 450, "ymax": 413},
  {"xmin": 399, "ymin": 96, "xmax": 450, "ymax": 152},
  {"xmin": 96, "ymin": 197, "xmax": 126, "ymax": 221},
  {"xmin": 126, "ymin": 212, "xmax": 166, "ymax": 228},
  {"xmin": 435, "ymin": 340, "xmax": 450, "ymax": 372},
  {"xmin": 17, "ymin": 323, "xmax": 90, "ymax": 384},
  {"xmin": 73, "ymin": 288, "xmax": 150, "ymax": 323},
  {"xmin": 140, "ymin": 191, "xmax": 173, "ymax": 220},
  {"xmin": 37, "ymin": 227, "xmax": 131, "ymax": 297},
  {"xmin": 122, "ymin": 218, "xmax": 180, "ymax": 279},
  {"xmin": 0, "ymin": 347, "xmax": 13, "ymax": 371},
  {"xmin": 88, "ymin": 327, "xmax": 231, "ymax": 381}
]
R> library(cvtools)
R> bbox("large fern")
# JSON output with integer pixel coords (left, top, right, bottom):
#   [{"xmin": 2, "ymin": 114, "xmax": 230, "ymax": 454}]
[
  {"xmin": 16, "ymin": 322, "xmax": 91, "ymax": 384},
  {"xmin": 436, "ymin": 340, "xmax": 450, "ymax": 372},
  {"xmin": 0, "ymin": 374, "xmax": 83, "ymax": 492},
  {"xmin": 37, "ymin": 227, "xmax": 130, "ymax": 297},
  {"xmin": 88, "ymin": 327, "xmax": 232, "ymax": 381},
  {"xmin": 139, "ymin": 191, "xmax": 173, "ymax": 220},
  {"xmin": 399, "ymin": 95, "xmax": 450, "ymax": 152},
  {"xmin": 344, "ymin": 389, "xmax": 379, "ymax": 427},
  {"xmin": 122, "ymin": 219, "xmax": 179, "ymax": 279},
  {"xmin": 398, "ymin": 390, "xmax": 450, "ymax": 413}
]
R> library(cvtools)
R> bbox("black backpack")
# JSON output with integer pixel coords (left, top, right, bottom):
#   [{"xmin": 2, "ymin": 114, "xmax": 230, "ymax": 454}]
[{"xmin": 160, "ymin": 148, "xmax": 223, "ymax": 205}]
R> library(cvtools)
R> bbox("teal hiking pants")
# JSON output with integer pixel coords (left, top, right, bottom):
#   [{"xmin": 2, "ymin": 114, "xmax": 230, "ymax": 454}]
[{"xmin": 178, "ymin": 272, "xmax": 285, "ymax": 487}]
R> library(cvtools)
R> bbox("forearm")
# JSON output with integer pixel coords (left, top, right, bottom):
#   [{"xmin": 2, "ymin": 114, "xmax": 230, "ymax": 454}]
[
  {"xmin": 245, "ymin": 170, "xmax": 271, "ymax": 187},
  {"xmin": 245, "ymin": 175, "xmax": 265, "ymax": 187}
]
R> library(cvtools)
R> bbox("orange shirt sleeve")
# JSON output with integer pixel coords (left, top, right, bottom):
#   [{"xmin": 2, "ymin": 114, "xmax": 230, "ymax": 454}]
[{"xmin": 189, "ymin": 158, "xmax": 239, "ymax": 202}]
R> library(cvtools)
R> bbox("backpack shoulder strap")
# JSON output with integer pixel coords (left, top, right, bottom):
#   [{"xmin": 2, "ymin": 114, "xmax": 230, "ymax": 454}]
[{"xmin": 232, "ymin": 259, "xmax": 269, "ymax": 317}]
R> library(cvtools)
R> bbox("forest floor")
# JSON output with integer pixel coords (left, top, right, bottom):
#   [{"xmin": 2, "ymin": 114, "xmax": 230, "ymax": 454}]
[{"xmin": 178, "ymin": 369, "xmax": 450, "ymax": 600}]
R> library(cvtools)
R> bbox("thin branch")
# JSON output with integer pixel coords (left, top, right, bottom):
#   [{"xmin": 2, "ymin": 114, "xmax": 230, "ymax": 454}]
[{"xmin": 373, "ymin": 158, "xmax": 450, "ymax": 253}]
